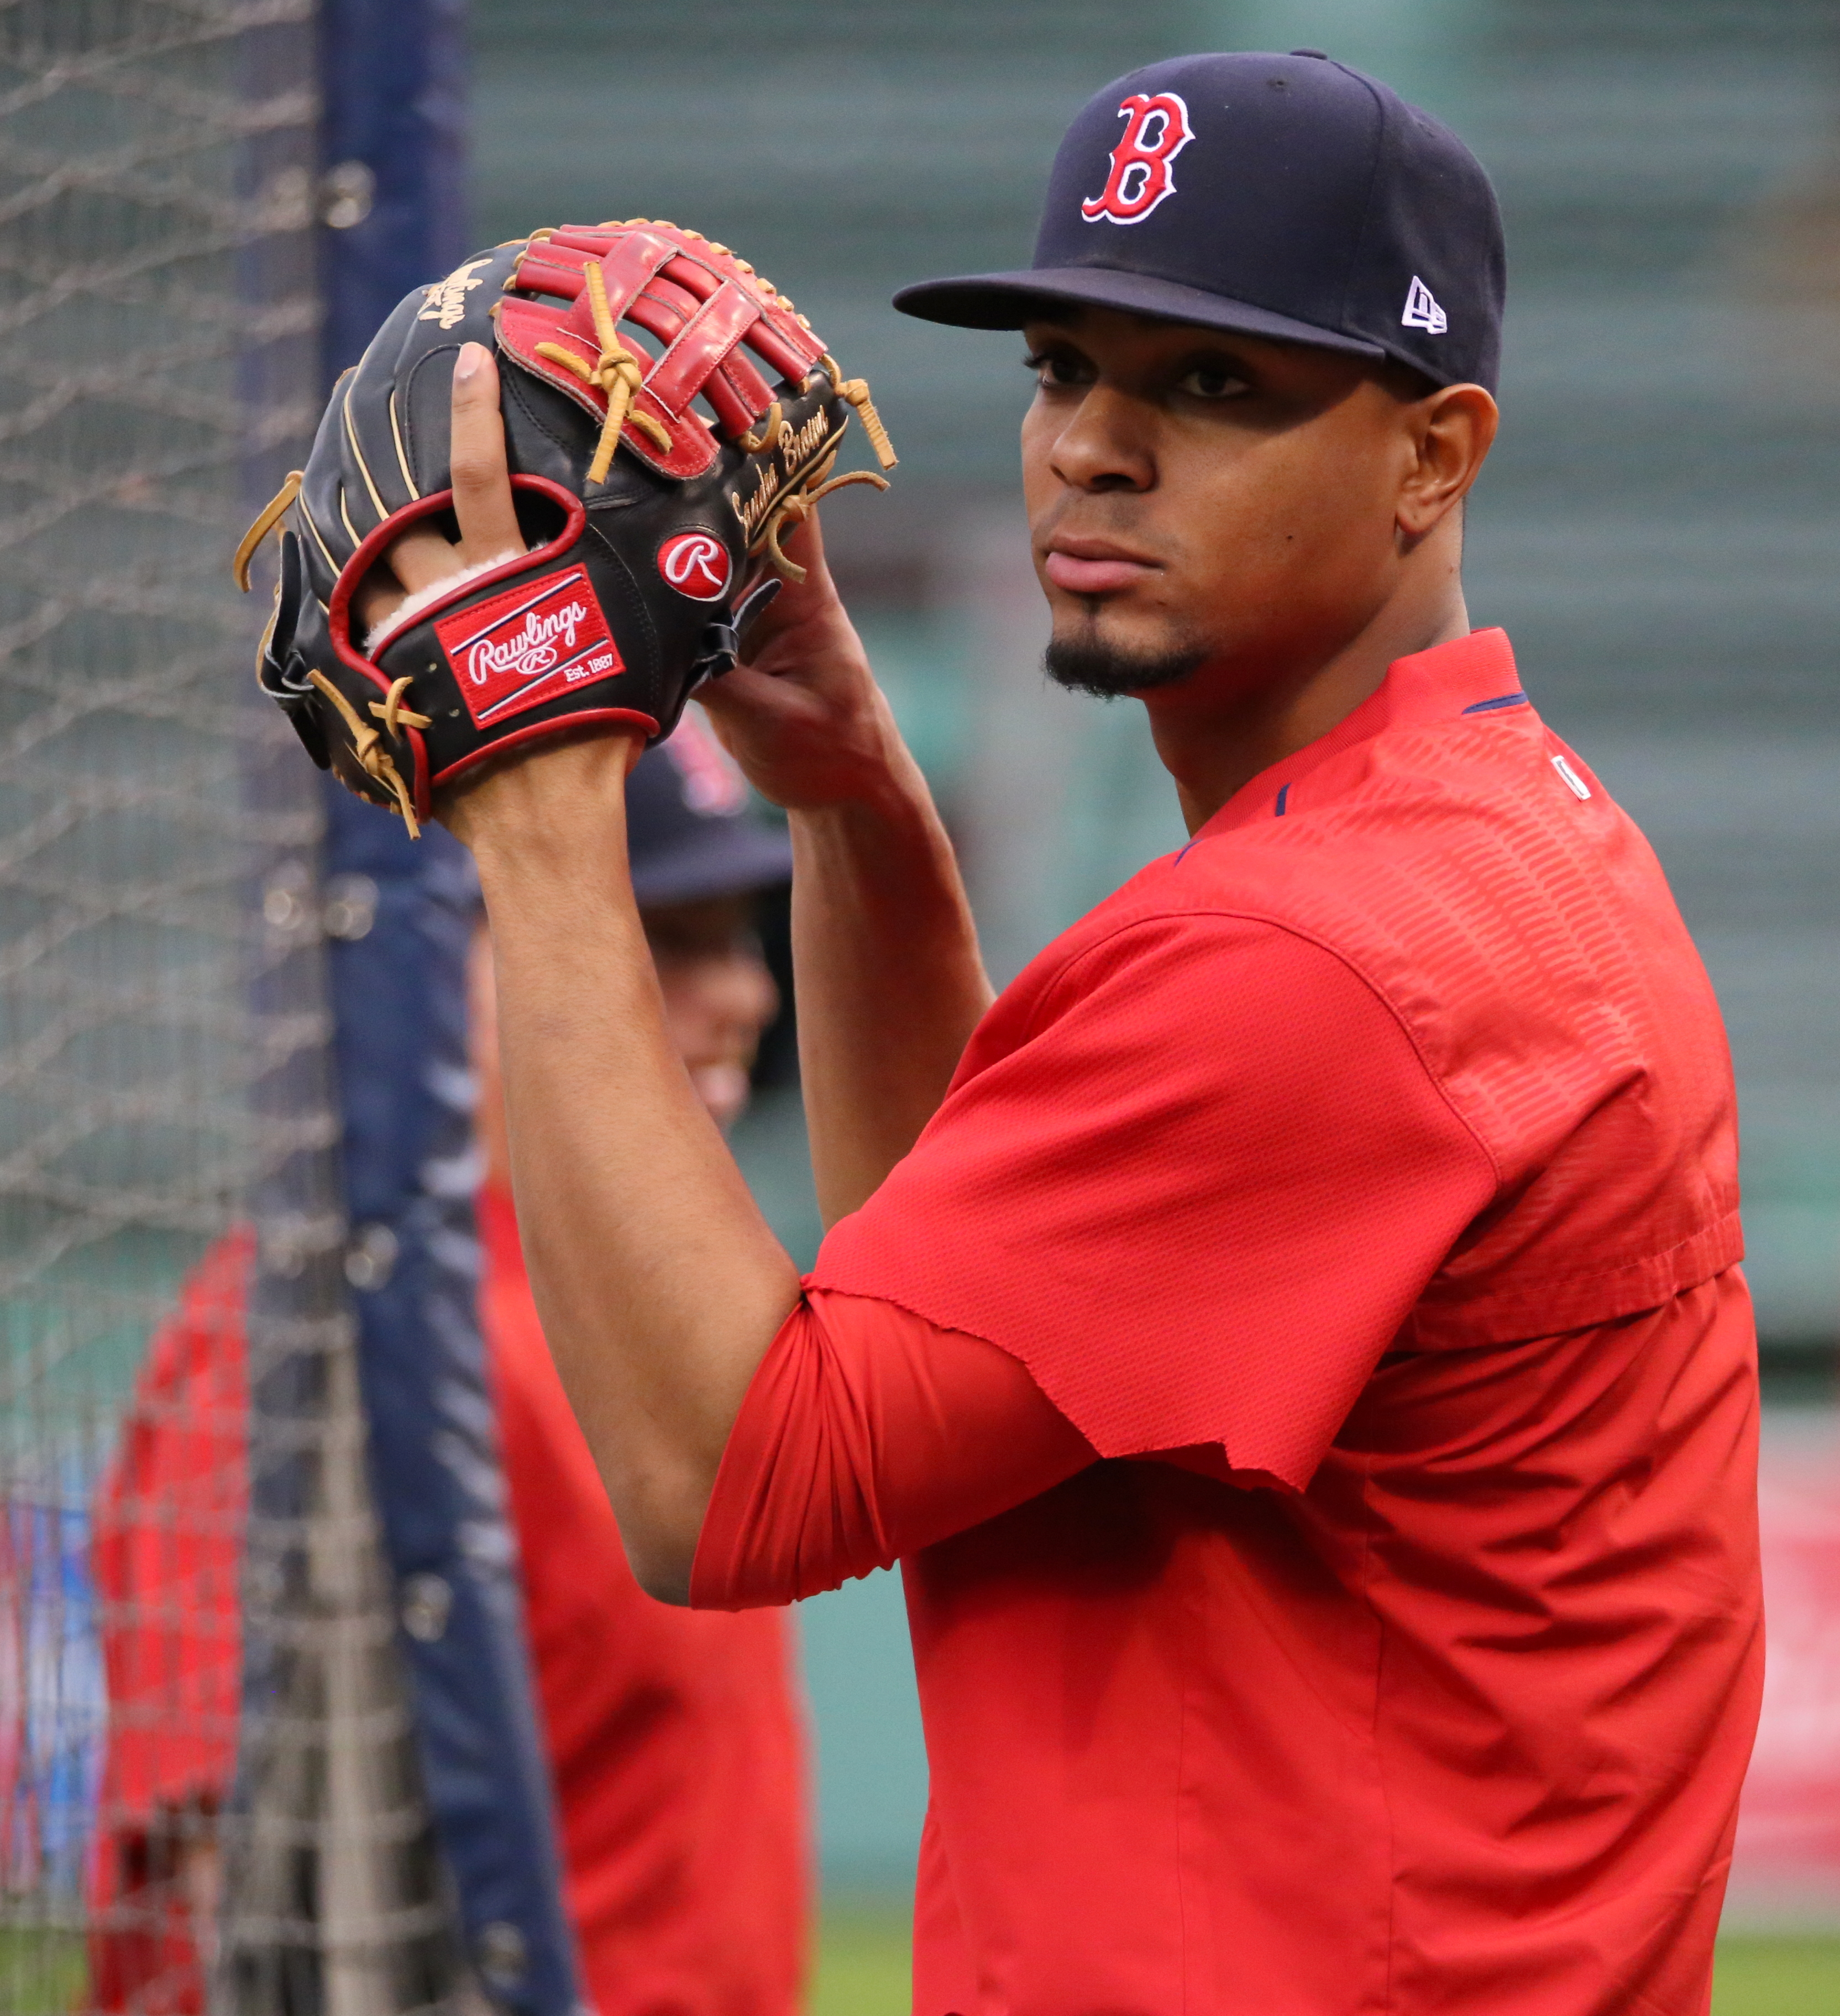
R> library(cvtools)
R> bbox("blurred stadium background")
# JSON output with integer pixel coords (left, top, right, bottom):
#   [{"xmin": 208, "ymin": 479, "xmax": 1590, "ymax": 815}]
[{"xmin": 2, "ymin": 0, "xmax": 1836, "ymax": 2010}]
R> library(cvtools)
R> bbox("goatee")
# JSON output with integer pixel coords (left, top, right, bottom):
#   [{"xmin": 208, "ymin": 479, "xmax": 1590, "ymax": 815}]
[{"xmin": 1042, "ymin": 632, "xmax": 1209, "ymax": 700}]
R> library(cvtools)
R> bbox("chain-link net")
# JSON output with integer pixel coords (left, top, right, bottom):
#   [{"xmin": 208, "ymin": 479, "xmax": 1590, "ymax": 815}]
[{"xmin": 0, "ymin": 4, "xmax": 462, "ymax": 2009}]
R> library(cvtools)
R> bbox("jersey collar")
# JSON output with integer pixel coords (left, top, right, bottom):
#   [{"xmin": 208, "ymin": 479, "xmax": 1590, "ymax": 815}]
[{"xmin": 1200, "ymin": 627, "xmax": 1524, "ymax": 837}]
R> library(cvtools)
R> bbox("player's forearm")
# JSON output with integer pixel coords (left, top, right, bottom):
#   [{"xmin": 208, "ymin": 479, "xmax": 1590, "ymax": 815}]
[
  {"xmin": 458, "ymin": 742, "xmax": 801, "ymax": 1600},
  {"xmin": 790, "ymin": 760, "xmax": 992, "ymax": 1225}
]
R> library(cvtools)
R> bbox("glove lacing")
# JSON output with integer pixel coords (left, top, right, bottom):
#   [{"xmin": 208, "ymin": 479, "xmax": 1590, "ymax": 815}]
[
  {"xmin": 306, "ymin": 671, "xmax": 431, "ymax": 837},
  {"xmin": 758, "ymin": 454, "xmax": 890, "ymax": 585},
  {"xmin": 233, "ymin": 469, "xmax": 303, "ymax": 591},
  {"xmin": 820, "ymin": 354, "xmax": 898, "ymax": 474},
  {"xmin": 534, "ymin": 258, "xmax": 674, "ymax": 482}
]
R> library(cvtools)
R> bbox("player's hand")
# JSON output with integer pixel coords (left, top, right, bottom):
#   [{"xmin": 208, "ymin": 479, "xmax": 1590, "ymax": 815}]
[
  {"xmin": 357, "ymin": 339, "xmax": 913, "ymax": 820},
  {"xmin": 693, "ymin": 513, "xmax": 918, "ymax": 815},
  {"xmin": 353, "ymin": 342, "xmax": 527, "ymax": 637}
]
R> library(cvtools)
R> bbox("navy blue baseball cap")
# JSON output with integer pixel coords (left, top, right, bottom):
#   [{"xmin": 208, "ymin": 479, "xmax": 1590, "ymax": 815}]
[
  {"xmin": 626, "ymin": 716, "xmax": 790, "ymax": 907},
  {"xmin": 895, "ymin": 50, "xmax": 1505, "ymax": 392}
]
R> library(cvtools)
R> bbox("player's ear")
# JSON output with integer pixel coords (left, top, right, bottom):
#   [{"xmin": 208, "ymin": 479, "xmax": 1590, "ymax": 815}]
[{"xmin": 1396, "ymin": 382, "xmax": 1497, "ymax": 541}]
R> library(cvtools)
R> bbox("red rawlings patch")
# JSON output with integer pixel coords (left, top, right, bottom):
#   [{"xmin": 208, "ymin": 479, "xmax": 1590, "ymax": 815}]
[
  {"xmin": 656, "ymin": 530, "xmax": 732, "ymax": 602},
  {"xmin": 434, "ymin": 566, "xmax": 623, "ymax": 729}
]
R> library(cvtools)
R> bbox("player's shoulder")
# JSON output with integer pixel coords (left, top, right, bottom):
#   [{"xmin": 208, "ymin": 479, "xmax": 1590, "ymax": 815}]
[
  {"xmin": 1012, "ymin": 686, "xmax": 1708, "ymax": 1081},
  {"xmin": 1112, "ymin": 700, "xmax": 1657, "ymax": 956}
]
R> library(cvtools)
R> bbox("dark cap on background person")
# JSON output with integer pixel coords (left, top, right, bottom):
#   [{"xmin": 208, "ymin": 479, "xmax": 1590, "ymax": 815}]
[
  {"xmin": 626, "ymin": 715, "xmax": 790, "ymax": 909},
  {"xmin": 895, "ymin": 49, "xmax": 1505, "ymax": 392}
]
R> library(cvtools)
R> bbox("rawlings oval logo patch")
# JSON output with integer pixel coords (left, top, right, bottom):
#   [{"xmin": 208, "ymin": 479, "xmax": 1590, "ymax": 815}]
[{"xmin": 657, "ymin": 530, "xmax": 732, "ymax": 602}]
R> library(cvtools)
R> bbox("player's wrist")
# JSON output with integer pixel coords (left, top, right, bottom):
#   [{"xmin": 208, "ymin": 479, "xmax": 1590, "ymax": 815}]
[
  {"xmin": 440, "ymin": 727, "xmax": 643, "ymax": 866},
  {"xmin": 789, "ymin": 688, "xmax": 930, "ymax": 817},
  {"xmin": 787, "ymin": 738, "xmax": 946, "ymax": 855}
]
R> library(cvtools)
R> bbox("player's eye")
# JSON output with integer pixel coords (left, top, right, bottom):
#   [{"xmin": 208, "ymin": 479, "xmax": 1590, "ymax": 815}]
[
  {"xmin": 1175, "ymin": 362, "xmax": 1251, "ymax": 401},
  {"xmin": 1023, "ymin": 349, "xmax": 1093, "ymax": 390}
]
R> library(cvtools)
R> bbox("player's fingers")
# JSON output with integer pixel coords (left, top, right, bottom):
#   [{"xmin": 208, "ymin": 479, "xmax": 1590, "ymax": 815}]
[
  {"xmin": 387, "ymin": 524, "xmax": 464, "ymax": 595},
  {"xmin": 737, "ymin": 516, "xmax": 835, "ymax": 666},
  {"xmin": 357, "ymin": 524, "xmax": 455, "ymax": 638},
  {"xmin": 449, "ymin": 342, "xmax": 525, "ymax": 568},
  {"xmin": 352, "ymin": 570, "xmax": 405, "ymax": 638}
]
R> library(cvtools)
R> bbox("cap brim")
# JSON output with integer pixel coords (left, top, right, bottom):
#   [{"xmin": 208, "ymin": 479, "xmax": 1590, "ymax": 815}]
[
  {"xmin": 629, "ymin": 823, "xmax": 793, "ymax": 909},
  {"xmin": 893, "ymin": 265, "xmax": 1387, "ymax": 360}
]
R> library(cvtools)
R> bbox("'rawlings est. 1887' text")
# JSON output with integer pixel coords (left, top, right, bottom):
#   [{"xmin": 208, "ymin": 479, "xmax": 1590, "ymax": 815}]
[{"xmin": 433, "ymin": 566, "xmax": 625, "ymax": 729}]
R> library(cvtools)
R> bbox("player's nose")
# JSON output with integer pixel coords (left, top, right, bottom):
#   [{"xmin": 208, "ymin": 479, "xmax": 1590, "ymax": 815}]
[{"xmin": 1045, "ymin": 384, "xmax": 1155, "ymax": 495}]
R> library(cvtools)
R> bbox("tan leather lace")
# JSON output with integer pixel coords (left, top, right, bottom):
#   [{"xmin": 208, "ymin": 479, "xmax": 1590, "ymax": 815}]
[
  {"xmin": 759, "ymin": 461, "xmax": 891, "ymax": 584},
  {"xmin": 737, "ymin": 400, "xmax": 783, "ymax": 454},
  {"xmin": 233, "ymin": 469, "xmax": 303, "ymax": 590},
  {"xmin": 821, "ymin": 355, "xmax": 898, "ymax": 472},
  {"xmin": 307, "ymin": 671, "xmax": 422, "ymax": 838},
  {"xmin": 370, "ymin": 674, "xmax": 432, "ymax": 740},
  {"xmin": 536, "ymin": 258, "xmax": 674, "ymax": 482}
]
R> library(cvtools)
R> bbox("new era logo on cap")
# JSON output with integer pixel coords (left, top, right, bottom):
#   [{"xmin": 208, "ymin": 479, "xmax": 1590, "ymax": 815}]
[{"xmin": 1402, "ymin": 275, "xmax": 1448, "ymax": 334}]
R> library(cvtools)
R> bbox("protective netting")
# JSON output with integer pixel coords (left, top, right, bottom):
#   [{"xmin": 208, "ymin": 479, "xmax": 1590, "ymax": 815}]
[{"xmin": 0, "ymin": 5, "xmax": 460, "ymax": 2010}]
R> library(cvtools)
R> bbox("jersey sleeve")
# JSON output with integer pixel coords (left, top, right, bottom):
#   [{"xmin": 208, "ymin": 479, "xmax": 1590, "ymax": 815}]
[
  {"xmin": 808, "ymin": 914, "xmax": 1499, "ymax": 1490},
  {"xmin": 690, "ymin": 1289, "xmax": 1097, "ymax": 1608}
]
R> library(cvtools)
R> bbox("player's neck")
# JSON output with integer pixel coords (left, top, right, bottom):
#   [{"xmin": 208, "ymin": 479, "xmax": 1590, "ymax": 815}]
[{"xmin": 1146, "ymin": 552, "xmax": 1472, "ymax": 836}]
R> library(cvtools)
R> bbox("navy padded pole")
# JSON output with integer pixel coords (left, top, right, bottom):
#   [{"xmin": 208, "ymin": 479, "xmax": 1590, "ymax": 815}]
[{"xmin": 318, "ymin": 6, "xmax": 584, "ymax": 2010}]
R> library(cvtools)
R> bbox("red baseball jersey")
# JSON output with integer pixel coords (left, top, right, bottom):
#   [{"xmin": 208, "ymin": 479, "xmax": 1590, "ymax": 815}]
[{"xmin": 697, "ymin": 627, "xmax": 1763, "ymax": 2013}]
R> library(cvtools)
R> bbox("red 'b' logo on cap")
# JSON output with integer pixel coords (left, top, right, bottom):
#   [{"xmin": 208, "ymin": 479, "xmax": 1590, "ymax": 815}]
[
  {"xmin": 1081, "ymin": 92, "xmax": 1194, "ymax": 225},
  {"xmin": 657, "ymin": 531, "xmax": 732, "ymax": 602}
]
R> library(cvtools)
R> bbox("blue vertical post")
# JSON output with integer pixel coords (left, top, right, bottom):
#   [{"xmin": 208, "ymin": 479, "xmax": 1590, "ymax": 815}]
[{"xmin": 317, "ymin": 6, "xmax": 583, "ymax": 2010}]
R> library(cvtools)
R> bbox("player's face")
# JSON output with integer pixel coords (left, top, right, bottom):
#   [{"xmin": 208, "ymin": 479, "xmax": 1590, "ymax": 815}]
[
  {"xmin": 642, "ymin": 896, "xmax": 780, "ymax": 1131},
  {"xmin": 468, "ymin": 901, "xmax": 777, "ymax": 1188},
  {"xmin": 1020, "ymin": 308, "xmax": 1437, "ymax": 699}
]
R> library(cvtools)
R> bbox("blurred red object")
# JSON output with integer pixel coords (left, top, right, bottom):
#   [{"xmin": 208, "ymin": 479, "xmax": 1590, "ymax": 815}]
[
  {"xmin": 1731, "ymin": 1426, "xmax": 1840, "ymax": 1918},
  {"xmin": 87, "ymin": 1228, "xmax": 250, "ymax": 2013},
  {"xmin": 82, "ymin": 1211, "xmax": 807, "ymax": 2015}
]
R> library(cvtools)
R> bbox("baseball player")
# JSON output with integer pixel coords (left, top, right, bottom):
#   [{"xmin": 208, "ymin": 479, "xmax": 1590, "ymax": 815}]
[
  {"xmin": 88, "ymin": 732, "xmax": 807, "ymax": 2016},
  {"xmin": 290, "ymin": 49, "xmax": 1763, "ymax": 2016}
]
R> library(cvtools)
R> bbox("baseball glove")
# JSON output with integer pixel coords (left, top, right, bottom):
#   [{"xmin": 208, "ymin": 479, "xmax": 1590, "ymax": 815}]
[{"xmin": 234, "ymin": 220, "xmax": 896, "ymax": 836}]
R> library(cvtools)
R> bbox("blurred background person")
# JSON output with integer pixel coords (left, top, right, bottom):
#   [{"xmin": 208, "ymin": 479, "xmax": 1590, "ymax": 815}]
[
  {"xmin": 87, "ymin": 717, "xmax": 808, "ymax": 2016},
  {"xmin": 86, "ymin": 1237, "xmax": 246, "ymax": 2016}
]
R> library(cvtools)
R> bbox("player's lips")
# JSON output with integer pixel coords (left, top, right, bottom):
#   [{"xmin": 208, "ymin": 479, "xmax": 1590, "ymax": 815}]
[{"xmin": 1042, "ymin": 539, "xmax": 1159, "ymax": 596}]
